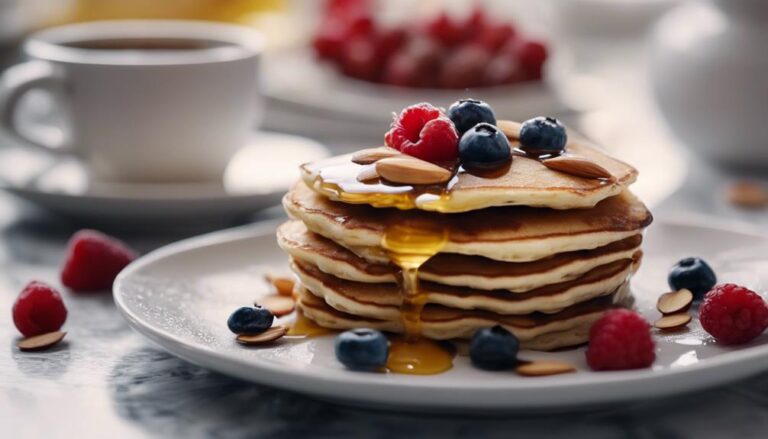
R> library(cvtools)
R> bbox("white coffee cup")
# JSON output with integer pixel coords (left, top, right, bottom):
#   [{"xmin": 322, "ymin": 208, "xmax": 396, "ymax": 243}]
[{"xmin": 0, "ymin": 20, "xmax": 263, "ymax": 182}]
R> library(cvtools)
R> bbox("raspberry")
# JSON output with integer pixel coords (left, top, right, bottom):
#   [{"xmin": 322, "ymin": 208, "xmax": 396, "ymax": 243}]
[
  {"xmin": 699, "ymin": 284, "xmax": 768, "ymax": 345},
  {"xmin": 437, "ymin": 44, "xmax": 491, "ymax": 89},
  {"xmin": 465, "ymin": 6, "xmax": 488, "ymax": 31},
  {"xmin": 312, "ymin": 20, "xmax": 346, "ymax": 61},
  {"xmin": 374, "ymin": 28, "xmax": 406, "ymax": 62},
  {"xmin": 340, "ymin": 35, "xmax": 380, "ymax": 81},
  {"xmin": 475, "ymin": 23, "xmax": 517, "ymax": 53},
  {"xmin": 12, "ymin": 281, "xmax": 67, "ymax": 337},
  {"xmin": 485, "ymin": 53, "xmax": 525, "ymax": 86},
  {"xmin": 425, "ymin": 12, "xmax": 466, "ymax": 47},
  {"xmin": 61, "ymin": 229, "xmax": 138, "ymax": 292},
  {"xmin": 312, "ymin": 14, "xmax": 374, "ymax": 61},
  {"xmin": 513, "ymin": 40, "xmax": 547, "ymax": 80},
  {"xmin": 384, "ymin": 103, "xmax": 459, "ymax": 162},
  {"xmin": 586, "ymin": 309, "xmax": 655, "ymax": 371}
]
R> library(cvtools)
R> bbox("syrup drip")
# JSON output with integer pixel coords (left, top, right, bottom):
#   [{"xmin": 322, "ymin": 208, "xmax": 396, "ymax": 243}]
[
  {"xmin": 310, "ymin": 155, "xmax": 521, "ymax": 374},
  {"xmin": 381, "ymin": 220, "xmax": 454, "ymax": 375}
]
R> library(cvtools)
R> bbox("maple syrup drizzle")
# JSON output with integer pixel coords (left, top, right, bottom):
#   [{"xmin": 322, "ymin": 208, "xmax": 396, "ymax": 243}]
[
  {"xmin": 381, "ymin": 220, "xmax": 454, "ymax": 375},
  {"xmin": 310, "ymin": 156, "xmax": 524, "ymax": 375},
  {"xmin": 314, "ymin": 159, "xmax": 460, "ymax": 211}
]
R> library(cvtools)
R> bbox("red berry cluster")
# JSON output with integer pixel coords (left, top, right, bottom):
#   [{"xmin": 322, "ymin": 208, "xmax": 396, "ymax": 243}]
[
  {"xmin": 384, "ymin": 103, "xmax": 459, "ymax": 162},
  {"xmin": 312, "ymin": 1, "xmax": 547, "ymax": 89}
]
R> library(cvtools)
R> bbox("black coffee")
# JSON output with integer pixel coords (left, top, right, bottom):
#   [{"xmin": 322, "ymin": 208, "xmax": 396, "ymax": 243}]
[{"xmin": 64, "ymin": 38, "xmax": 229, "ymax": 51}]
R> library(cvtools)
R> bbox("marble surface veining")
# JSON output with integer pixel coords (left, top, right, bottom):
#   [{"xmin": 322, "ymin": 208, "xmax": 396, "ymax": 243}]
[{"xmin": 2, "ymin": 155, "xmax": 768, "ymax": 439}]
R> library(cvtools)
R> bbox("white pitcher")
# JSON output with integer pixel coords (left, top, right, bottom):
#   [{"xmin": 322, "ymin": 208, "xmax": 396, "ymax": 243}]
[{"xmin": 650, "ymin": 0, "xmax": 768, "ymax": 168}]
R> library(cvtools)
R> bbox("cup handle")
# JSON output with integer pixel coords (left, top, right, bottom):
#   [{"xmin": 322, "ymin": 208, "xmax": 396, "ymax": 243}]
[{"xmin": 0, "ymin": 60, "xmax": 73, "ymax": 154}]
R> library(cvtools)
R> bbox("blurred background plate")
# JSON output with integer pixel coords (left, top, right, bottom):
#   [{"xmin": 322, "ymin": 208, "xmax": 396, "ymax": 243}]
[
  {"xmin": 0, "ymin": 131, "xmax": 328, "ymax": 226},
  {"xmin": 262, "ymin": 48, "xmax": 569, "ymax": 133}
]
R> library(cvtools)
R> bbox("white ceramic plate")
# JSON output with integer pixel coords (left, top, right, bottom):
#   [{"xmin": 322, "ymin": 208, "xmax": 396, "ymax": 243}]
[
  {"xmin": 0, "ymin": 132, "xmax": 327, "ymax": 224},
  {"xmin": 114, "ymin": 219, "xmax": 768, "ymax": 412}
]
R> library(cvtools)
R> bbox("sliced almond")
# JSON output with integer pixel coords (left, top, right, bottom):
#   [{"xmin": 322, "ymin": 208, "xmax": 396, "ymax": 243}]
[
  {"xmin": 258, "ymin": 295, "xmax": 296, "ymax": 317},
  {"xmin": 654, "ymin": 313, "xmax": 692, "ymax": 330},
  {"xmin": 375, "ymin": 156, "xmax": 452, "ymax": 185},
  {"xmin": 516, "ymin": 360, "xmax": 576, "ymax": 377},
  {"xmin": 356, "ymin": 165, "xmax": 380, "ymax": 183},
  {"xmin": 351, "ymin": 147, "xmax": 401, "ymax": 165},
  {"xmin": 265, "ymin": 274, "xmax": 295, "ymax": 297},
  {"xmin": 236, "ymin": 326, "xmax": 288, "ymax": 345},
  {"xmin": 542, "ymin": 156, "xmax": 613, "ymax": 180},
  {"xmin": 498, "ymin": 120, "xmax": 522, "ymax": 140},
  {"xmin": 657, "ymin": 289, "xmax": 694, "ymax": 315},
  {"xmin": 726, "ymin": 181, "xmax": 768, "ymax": 208},
  {"xmin": 17, "ymin": 331, "xmax": 66, "ymax": 352}
]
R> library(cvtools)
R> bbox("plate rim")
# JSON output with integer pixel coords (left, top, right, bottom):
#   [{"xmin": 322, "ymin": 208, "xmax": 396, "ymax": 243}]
[
  {"xmin": 0, "ymin": 131, "xmax": 327, "ymax": 203},
  {"xmin": 113, "ymin": 217, "xmax": 768, "ymax": 410}
]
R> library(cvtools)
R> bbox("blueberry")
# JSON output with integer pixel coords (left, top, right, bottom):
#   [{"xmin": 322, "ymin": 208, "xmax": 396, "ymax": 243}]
[
  {"xmin": 227, "ymin": 306, "xmax": 274, "ymax": 334},
  {"xmin": 335, "ymin": 328, "xmax": 389, "ymax": 371},
  {"xmin": 518, "ymin": 116, "xmax": 567, "ymax": 155},
  {"xmin": 469, "ymin": 325, "xmax": 519, "ymax": 370},
  {"xmin": 458, "ymin": 123, "xmax": 511, "ymax": 168},
  {"xmin": 668, "ymin": 257, "xmax": 717, "ymax": 300},
  {"xmin": 447, "ymin": 99, "xmax": 497, "ymax": 135}
]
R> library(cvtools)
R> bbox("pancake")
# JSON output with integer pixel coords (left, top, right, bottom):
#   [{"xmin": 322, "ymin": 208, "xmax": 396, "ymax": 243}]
[
  {"xmin": 278, "ymin": 220, "xmax": 642, "ymax": 292},
  {"xmin": 295, "ymin": 286, "xmax": 630, "ymax": 350},
  {"xmin": 284, "ymin": 183, "xmax": 652, "ymax": 263},
  {"xmin": 291, "ymin": 256, "xmax": 639, "ymax": 317},
  {"xmin": 301, "ymin": 124, "xmax": 637, "ymax": 212}
]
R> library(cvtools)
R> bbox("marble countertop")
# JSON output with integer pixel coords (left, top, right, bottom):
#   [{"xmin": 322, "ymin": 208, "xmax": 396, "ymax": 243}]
[
  {"xmin": 2, "ymin": 25, "xmax": 768, "ymax": 437},
  {"xmin": 1, "ymin": 153, "xmax": 768, "ymax": 438}
]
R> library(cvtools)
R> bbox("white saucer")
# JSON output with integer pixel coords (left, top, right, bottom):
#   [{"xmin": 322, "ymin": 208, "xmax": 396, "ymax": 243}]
[
  {"xmin": 114, "ymin": 218, "xmax": 768, "ymax": 412},
  {"xmin": 0, "ymin": 132, "xmax": 328, "ymax": 224}
]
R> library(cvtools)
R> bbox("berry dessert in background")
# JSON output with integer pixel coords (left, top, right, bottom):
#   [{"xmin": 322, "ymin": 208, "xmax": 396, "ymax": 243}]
[{"xmin": 311, "ymin": 0, "xmax": 548, "ymax": 89}]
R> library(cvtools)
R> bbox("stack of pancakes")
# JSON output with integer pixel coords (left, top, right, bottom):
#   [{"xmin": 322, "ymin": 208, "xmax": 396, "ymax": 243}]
[{"xmin": 278, "ymin": 127, "xmax": 652, "ymax": 350}]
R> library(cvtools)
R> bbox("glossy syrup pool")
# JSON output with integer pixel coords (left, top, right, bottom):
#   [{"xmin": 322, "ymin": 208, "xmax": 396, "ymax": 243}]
[
  {"xmin": 287, "ymin": 310, "xmax": 334, "ymax": 337},
  {"xmin": 315, "ymin": 159, "xmax": 457, "ymax": 211}
]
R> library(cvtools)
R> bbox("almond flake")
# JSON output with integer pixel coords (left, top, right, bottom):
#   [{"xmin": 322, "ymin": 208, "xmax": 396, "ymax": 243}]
[
  {"xmin": 657, "ymin": 289, "xmax": 693, "ymax": 315},
  {"xmin": 236, "ymin": 326, "xmax": 288, "ymax": 345},
  {"xmin": 17, "ymin": 331, "xmax": 66, "ymax": 352},
  {"xmin": 726, "ymin": 181, "xmax": 768, "ymax": 208},
  {"xmin": 498, "ymin": 120, "xmax": 522, "ymax": 140},
  {"xmin": 654, "ymin": 313, "xmax": 691, "ymax": 330},
  {"xmin": 351, "ymin": 147, "xmax": 401, "ymax": 165},
  {"xmin": 265, "ymin": 274, "xmax": 295, "ymax": 297},
  {"xmin": 375, "ymin": 156, "xmax": 452, "ymax": 185},
  {"xmin": 356, "ymin": 165, "xmax": 380, "ymax": 182},
  {"xmin": 516, "ymin": 360, "xmax": 576, "ymax": 377},
  {"xmin": 542, "ymin": 156, "xmax": 613, "ymax": 180},
  {"xmin": 258, "ymin": 295, "xmax": 296, "ymax": 317}
]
